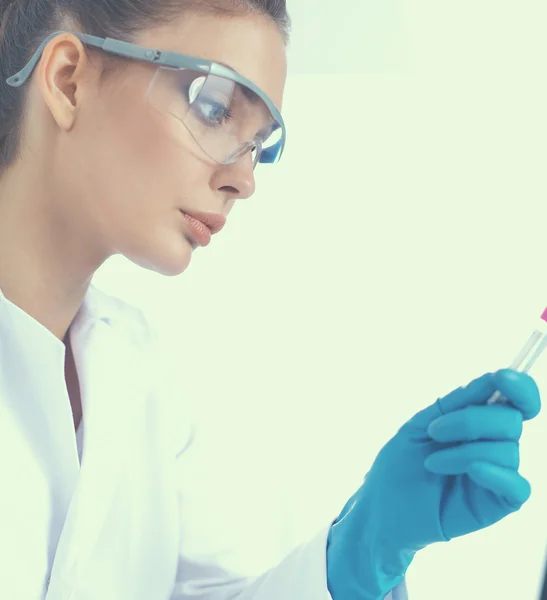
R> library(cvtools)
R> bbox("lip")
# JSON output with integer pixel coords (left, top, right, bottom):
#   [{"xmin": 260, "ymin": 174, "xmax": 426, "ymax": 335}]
[{"xmin": 179, "ymin": 210, "xmax": 226, "ymax": 247}]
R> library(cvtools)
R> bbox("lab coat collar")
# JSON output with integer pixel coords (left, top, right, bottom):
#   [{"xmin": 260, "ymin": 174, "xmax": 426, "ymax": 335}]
[
  {"xmin": 0, "ymin": 282, "xmax": 113, "ymax": 352},
  {"xmin": 74, "ymin": 283, "xmax": 114, "ymax": 327}
]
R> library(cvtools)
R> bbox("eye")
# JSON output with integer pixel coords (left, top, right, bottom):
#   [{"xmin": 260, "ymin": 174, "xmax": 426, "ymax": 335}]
[
  {"xmin": 195, "ymin": 99, "xmax": 234, "ymax": 128},
  {"xmin": 186, "ymin": 76, "xmax": 233, "ymax": 128}
]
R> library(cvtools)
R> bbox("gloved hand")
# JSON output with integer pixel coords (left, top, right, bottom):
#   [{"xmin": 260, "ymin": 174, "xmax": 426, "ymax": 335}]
[{"xmin": 326, "ymin": 369, "xmax": 541, "ymax": 600}]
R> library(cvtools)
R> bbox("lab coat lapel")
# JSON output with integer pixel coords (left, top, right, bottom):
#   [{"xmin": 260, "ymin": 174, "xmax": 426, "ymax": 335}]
[{"xmin": 46, "ymin": 306, "xmax": 149, "ymax": 598}]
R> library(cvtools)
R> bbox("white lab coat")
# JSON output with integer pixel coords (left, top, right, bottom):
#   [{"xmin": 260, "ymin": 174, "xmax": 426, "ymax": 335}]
[{"xmin": 0, "ymin": 283, "xmax": 405, "ymax": 600}]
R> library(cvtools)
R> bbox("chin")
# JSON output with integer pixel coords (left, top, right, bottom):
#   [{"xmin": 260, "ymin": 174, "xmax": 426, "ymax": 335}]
[{"xmin": 125, "ymin": 240, "xmax": 194, "ymax": 277}]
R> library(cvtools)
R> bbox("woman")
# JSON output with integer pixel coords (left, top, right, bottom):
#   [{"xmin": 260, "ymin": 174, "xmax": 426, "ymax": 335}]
[{"xmin": 0, "ymin": 1, "xmax": 540, "ymax": 599}]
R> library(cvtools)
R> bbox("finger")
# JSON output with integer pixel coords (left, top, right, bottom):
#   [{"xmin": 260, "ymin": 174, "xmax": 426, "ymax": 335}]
[
  {"xmin": 467, "ymin": 462, "xmax": 531, "ymax": 508},
  {"xmin": 437, "ymin": 373, "xmax": 497, "ymax": 415},
  {"xmin": 424, "ymin": 441, "xmax": 519, "ymax": 474},
  {"xmin": 409, "ymin": 372, "xmax": 497, "ymax": 428},
  {"xmin": 427, "ymin": 404, "xmax": 523, "ymax": 443},
  {"xmin": 436, "ymin": 370, "xmax": 541, "ymax": 421},
  {"xmin": 493, "ymin": 370, "xmax": 541, "ymax": 421}
]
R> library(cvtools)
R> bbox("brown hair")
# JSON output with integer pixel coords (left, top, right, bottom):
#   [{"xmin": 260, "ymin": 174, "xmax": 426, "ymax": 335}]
[{"xmin": 0, "ymin": 0, "xmax": 290, "ymax": 170}]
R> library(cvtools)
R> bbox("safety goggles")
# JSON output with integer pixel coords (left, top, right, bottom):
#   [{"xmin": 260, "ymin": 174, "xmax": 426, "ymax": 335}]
[{"xmin": 6, "ymin": 31, "xmax": 286, "ymax": 169}]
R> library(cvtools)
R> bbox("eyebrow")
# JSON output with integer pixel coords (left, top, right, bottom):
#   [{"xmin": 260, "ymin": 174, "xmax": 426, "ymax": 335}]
[{"xmin": 215, "ymin": 60, "xmax": 261, "ymax": 104}]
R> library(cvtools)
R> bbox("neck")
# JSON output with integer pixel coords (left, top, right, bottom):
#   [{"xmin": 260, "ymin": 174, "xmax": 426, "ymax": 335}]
[{"xmin": 0, "ymin": 164, "xmax": 108, "ymax": 340}]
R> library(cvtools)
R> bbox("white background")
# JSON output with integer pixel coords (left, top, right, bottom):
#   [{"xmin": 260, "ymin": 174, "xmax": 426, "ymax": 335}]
[{"xmin": 94, "ymin": 2, "xmax": 547, "ymax": 598}]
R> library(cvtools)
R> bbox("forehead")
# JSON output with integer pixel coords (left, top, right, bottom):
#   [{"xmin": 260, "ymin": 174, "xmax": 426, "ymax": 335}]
[{"xmin": 136, "ymin": 11, "xmax": 287, "ymax": 111}]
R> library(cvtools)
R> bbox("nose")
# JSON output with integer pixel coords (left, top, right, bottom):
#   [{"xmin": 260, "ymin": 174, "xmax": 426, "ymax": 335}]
[{"xmin": 214, "ymin": 152, "xmax": 257, "ymax": 205}]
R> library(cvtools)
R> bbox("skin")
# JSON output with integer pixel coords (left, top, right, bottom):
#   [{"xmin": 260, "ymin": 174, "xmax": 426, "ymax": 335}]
[{"xmin": 0, "ymin": 10, "xmax": 287, "ymax": 344}]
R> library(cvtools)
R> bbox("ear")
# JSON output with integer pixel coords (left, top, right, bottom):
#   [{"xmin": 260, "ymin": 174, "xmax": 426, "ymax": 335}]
[{"xmin": 35, "ymin": 33, "xmax": 96, "ymax": 132}]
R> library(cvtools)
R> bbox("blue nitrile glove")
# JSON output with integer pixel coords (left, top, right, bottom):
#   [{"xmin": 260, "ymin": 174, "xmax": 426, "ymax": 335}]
[{"xmin": 326, "ymin": 369, "xmax": 541, "ymax": 600}]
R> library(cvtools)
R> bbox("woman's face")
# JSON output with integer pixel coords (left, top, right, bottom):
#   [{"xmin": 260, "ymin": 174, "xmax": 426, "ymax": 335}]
[{"xmin": 35, "ymin": 11, "xmax": 287, "ymax": 276}]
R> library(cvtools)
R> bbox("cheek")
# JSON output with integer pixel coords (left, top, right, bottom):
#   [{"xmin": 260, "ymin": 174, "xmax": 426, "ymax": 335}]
[
  {"xmin": 82, "ymin": 97, "xmax": 211, "ymax": 248},
  {"xmin": 90, "ymin": 101, "xmax": 178, "ymax": 203},
  {"xmin": 115, "ymin": 105, "xmax": 210, "ymax": 210},
  {"xmin": 114, "ymin": 102, "xmax": 176, "ymax": 177}
]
